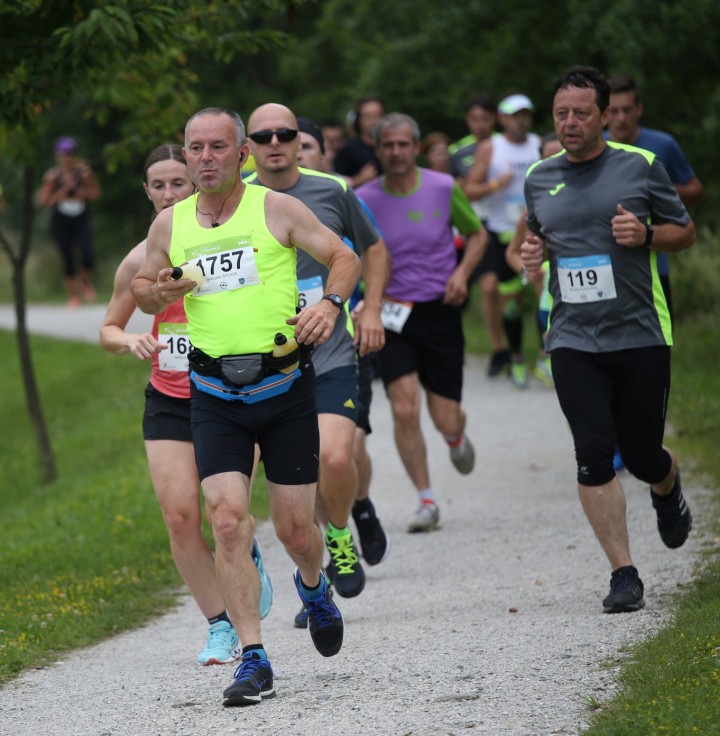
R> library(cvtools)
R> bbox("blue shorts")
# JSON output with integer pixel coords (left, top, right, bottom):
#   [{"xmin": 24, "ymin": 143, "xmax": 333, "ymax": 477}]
[{"xmin": 315, "ymin": 363, "xmax": 359, "ymax": 422}]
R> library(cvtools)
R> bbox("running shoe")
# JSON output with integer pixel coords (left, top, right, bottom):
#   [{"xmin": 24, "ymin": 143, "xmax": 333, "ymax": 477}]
[
  {"xmin": 252, "ymin": 538, "xmax": 273, "ymax": 619},
  {"xmin": 352, "ymin": 498, "xmax": 390, "ymax": 565},
  {"xmin": 223, "ymin": 651, "xmax": 276, "ymax": 706},
  {"xmin": 509, "ymin": 360, "xmax": 529, "ymax": 389},
  {"xmin": 651, "ymin": 469, "xmax": 692, "ymax": 549},
  {"xmin": 602, "ymin": 565, "xmax": 645, "ymax": 613},
  {"xmin": 407, "ymin": 501, "xmax": 440, "ymax": 533},
  {"xmin": 325, "ymin": 527, "xmax": 365, "ymax": 597},
  {"xmin": 449, "ymin": 435, "xmax": 475, "ymax": 475},
  {"xmin": 533, "ymin": 356, "xmax": 554, "ymax": 387},
  {"xmin": 294, "ymin": 604, "xmax": 310, "ymax": 629},
  {"xmin": 197, "ymin": 620, "xmax": 239, "ymax": 666},
  {"xmin": 293, "ymin": 569, "xmax": 344, "ymax": 657},
  {"xmin": 487, "ymin": 349, "xmax": 510, "ymax": 377},
  {"xmin": 613, "ymin": 449, "xmax": 625, "ymax": 472},
  {"xmin": 294, "ymin": 573, "xmax": 333, "ymax": 629}
]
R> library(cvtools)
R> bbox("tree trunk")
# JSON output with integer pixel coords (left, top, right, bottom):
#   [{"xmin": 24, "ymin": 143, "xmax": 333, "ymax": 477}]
[{"xmin": 0, "ymin": 164, "xmax": 58, "ymax": 482}]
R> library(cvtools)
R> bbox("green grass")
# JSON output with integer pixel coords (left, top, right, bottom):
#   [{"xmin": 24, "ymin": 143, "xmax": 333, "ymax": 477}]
[{"xmin": 0, "ymin": 331, "xmax": 268, "ymax": 682}]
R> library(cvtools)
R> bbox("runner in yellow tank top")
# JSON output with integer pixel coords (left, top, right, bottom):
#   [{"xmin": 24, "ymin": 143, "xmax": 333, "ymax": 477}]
[{"xmin": 131, "ymin": 108, "xmax": 361, "ymax": 708}]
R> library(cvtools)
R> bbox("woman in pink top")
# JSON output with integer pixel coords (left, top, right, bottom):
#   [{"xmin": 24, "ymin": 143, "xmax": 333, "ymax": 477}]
[{"xmin": 100, "ymin": 145, "xmax": 272, "ymax": 666}]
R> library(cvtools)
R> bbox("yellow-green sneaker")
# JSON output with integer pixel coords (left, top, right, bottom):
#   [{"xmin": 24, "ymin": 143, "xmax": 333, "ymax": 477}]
[
  {"xmin": 533, "ymin": 356, "xmax": 553, "ymax": 387},
  {"xmin": 509, "ymin": 361, "xmax": 529, "ymax": 389}
]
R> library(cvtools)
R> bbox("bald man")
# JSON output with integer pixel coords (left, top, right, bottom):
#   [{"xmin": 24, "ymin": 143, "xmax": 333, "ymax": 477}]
[{"xmin": 246, "ymin": 103, "xmax": 390, "ymax": 603}]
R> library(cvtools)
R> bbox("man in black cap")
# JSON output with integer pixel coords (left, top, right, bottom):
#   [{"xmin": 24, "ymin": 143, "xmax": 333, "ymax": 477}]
[{"xmin": 297, "ymin": 117, "xmax": 327, "ymax": 172}]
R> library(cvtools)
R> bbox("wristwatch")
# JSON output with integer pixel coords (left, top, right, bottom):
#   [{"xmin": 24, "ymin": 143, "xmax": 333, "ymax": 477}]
[
  {"xmin": 322, "ymin": 293, "xmax": 344, "ymax": 311},
  {"xmin": 643, "ymin": 223, "xmax": 654, "ymax": 246}
]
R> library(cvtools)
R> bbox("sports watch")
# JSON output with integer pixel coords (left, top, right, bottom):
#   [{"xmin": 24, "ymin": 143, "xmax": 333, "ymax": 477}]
[
  {"xmin": 643, "ymin": 223, "xmax": 654, "ymax": 246},
  {"xmin": 322, "ymin": 293, "xmax": 344, "ymax": 311}
]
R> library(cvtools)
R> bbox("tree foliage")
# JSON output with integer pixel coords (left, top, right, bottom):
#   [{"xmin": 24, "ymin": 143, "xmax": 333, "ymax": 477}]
[
  {"xmin": 0, "ymin": 0, "xmax": 303, "ymax": 481},
  {"xmin": 269, "ymin": 0, "xmax": 720, "ymax": 220}
]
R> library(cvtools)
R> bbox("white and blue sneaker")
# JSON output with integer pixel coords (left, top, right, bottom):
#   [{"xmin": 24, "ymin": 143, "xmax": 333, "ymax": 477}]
[
  {"xmin": 252, "ymin": 538, "xmax": 273, "ymax": 620},
  {"xmin": 198, "ymin": 620, "xmax": 239, "ymax": 666}
]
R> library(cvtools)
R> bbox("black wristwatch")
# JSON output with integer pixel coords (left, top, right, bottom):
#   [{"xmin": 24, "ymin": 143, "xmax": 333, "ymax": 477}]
[
  {"xmin": 643, "ymin": 223, "xmax": 654, "ymax": 246},
  {"xmin": 322, "ymin": 293, "xmax": 344, "ymax": 311}
]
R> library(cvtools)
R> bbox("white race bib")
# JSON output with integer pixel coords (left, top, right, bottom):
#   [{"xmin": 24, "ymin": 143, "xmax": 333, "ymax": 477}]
[
  {"xmin": 557, "ymin": 255, "xmax": 617, "ymax": 303},
  {"xmin": 504, "ymin": 194, "xmax": 525, "ymax": 226},
  {"xmin": 183, "ymin": 237, "xmax": 261, "ymax": 297},
  {"xmin": 381, "ymin": 298, "xmax": 413, "ymax": 333},
  {"xmin": 158, "ymin": 322, "xmax": 192, "ymax": 372},
  {"xmin": 57, "ymin": 199, "xmax": 86, "ymax": 217},
  {"xmin": 297, "ymin": 275, "xmax": 324, "ymax": 310}
]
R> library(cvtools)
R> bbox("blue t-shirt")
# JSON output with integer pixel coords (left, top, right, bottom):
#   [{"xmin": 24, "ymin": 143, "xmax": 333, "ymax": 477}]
[{"xmin": 605, "ymin": 127, "xmax": 695, "ymax": 276}]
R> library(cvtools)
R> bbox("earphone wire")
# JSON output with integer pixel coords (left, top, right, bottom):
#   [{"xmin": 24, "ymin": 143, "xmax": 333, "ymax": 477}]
[{"xmin": 195, "ymin": 171, "xmax": 240, "ymax": 227}]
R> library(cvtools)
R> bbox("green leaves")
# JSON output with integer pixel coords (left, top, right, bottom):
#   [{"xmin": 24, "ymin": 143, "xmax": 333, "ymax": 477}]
[{"xmin": 0, "ymin": 0, "xmax": 294, "ymax": 166}]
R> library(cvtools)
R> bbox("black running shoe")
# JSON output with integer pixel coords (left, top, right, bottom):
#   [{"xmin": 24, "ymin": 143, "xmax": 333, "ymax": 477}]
[
  {"xmin": 223, "ymin": 652, "xmax": 276, "ymax": 706},
  {"xmin": 651, "ymin": 469, "xmax": 692, "ymax": 549},
  {"xmin": 487, "ymin": 349, "xmax": 510, "ymax": 377},
  {"xmin": 294, "ymin": 569, "xmax": 344, "ymax": 657},
  {"xmin": 325, "ymin": 528, "xmax": 365, "ymax": 597},
  {"xmin": 294, "ymin": 604, "xmax": 309, "ymax": 629},
  {"xmin": 352, "ymin": 499, "xmax": 390, "ymax": 566},
  {"xmin": 602, "ymin": 565, "xmax": 645, "ymax": 613}
]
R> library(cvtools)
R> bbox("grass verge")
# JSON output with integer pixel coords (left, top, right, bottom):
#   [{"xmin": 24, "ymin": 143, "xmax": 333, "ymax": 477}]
[{"xmin": 0, "ymin": 331, "xmax": 268, "ymax": 683}]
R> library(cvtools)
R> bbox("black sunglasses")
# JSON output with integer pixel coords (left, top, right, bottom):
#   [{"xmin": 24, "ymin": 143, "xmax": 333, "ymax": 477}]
[{"xmin": 248, "ymin": 128, "xmax": 298, "ymax": 145}]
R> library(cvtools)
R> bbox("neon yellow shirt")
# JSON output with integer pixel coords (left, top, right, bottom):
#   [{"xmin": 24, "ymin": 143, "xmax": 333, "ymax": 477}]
[{"xmin": 169, "ymin": 185, "xmax": 298, "ymax": 357}]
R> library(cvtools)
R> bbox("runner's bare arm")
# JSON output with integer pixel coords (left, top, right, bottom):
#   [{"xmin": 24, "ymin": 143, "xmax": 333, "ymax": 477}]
[
  {"xmin": 100, "ymin": 242, "xmax": 167, "ymax": 359},
  {"xmin": 265, "ymin": 192, "xmax": 361, "ymax": 345},
  {"xmin": 131, "ymin": 209, "xmax": 194, "ymax": 314}
]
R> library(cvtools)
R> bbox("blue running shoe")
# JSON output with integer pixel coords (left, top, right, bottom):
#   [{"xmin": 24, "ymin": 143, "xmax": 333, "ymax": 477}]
[
  {"xmin": 252, "ymin": 538, "xmax": 273, "ymax": 620},
  {"xmin": 294, "ymin": 572, "xmax": 333, "ymax": 629},
  {"xmin": 613, "ymin": 449, "xmax": 625, "ymax": 472},
  {"xmin": 223, "ymin": 651, "xmax": 276, "ymax": 706},
  {"xmin": 294, "ymin": 569, "xmax": 343, "ymax": 657},
  {"xmin": 197, "ymin": 620, "xmax": 239, "ymax": 666}
]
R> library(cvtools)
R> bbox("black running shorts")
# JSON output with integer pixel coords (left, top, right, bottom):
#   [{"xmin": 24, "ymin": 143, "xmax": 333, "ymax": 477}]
[
  {"xmin": 377, "ymin": 299, "xmax": 464, "ymax": 402},
  {"xmin": 142, "ymin": 383, "xmax": 193, "ymax": 442},
  {"xmin": 471, "ymin": 229, "xmax": 517, "ymax": 283},
  {"xmin": 190, "ymin": 364, "xmax": 319, "ymax": 486},
  {"xmin": 355, "ymin": 352, "xmax": 375, "ymax": 435},
  {"xmin": 552, "ymin": 346, "xmax": 672, "ymax": 487}
]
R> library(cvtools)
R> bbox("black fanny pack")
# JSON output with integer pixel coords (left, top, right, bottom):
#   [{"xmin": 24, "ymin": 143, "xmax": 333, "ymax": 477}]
[{"xmin": 189, "ymin": 345, "xmax": 306, "ymax": 388}]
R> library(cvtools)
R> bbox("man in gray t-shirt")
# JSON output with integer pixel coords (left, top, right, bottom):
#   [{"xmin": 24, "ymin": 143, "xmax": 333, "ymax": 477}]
[
  {"xmin": 247, "ymin": 102, "xmax": 389, "ymax": 603},
  {"xmin": 521, "ymin": 66, "xmax": 695, "ymax": 616}
]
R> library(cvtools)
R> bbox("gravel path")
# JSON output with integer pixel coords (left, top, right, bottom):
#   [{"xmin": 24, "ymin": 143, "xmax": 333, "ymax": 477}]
[{"xmin": 0, "ymin": 303, "xmax": 708, "ymax": 735}]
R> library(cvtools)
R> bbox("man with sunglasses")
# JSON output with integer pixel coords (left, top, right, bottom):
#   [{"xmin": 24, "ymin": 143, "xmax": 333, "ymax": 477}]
[
  {"xmin": 131, "ymin": 107, "xmax": 361, "ymax": 706},
  {"xmin": 246, "ymin": 103, "xmax": 390, "ymax": 606}
]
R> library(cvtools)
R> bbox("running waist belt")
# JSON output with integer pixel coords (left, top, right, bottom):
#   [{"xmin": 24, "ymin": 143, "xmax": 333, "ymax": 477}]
[{"xmin": 188, "ymin": 345, "xmax": 305, "ymax": 387}]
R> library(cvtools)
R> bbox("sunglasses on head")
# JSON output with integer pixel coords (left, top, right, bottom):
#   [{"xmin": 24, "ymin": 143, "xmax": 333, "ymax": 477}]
[{"xmin": 248, "ymin": 128, "xmax": 298, "ymax": 145}]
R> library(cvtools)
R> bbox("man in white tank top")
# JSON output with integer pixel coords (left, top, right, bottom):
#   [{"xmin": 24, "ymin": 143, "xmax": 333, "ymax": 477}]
[{"xmin": 463, "ymin": 94, "xmax": 540, "ymax": 388}]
